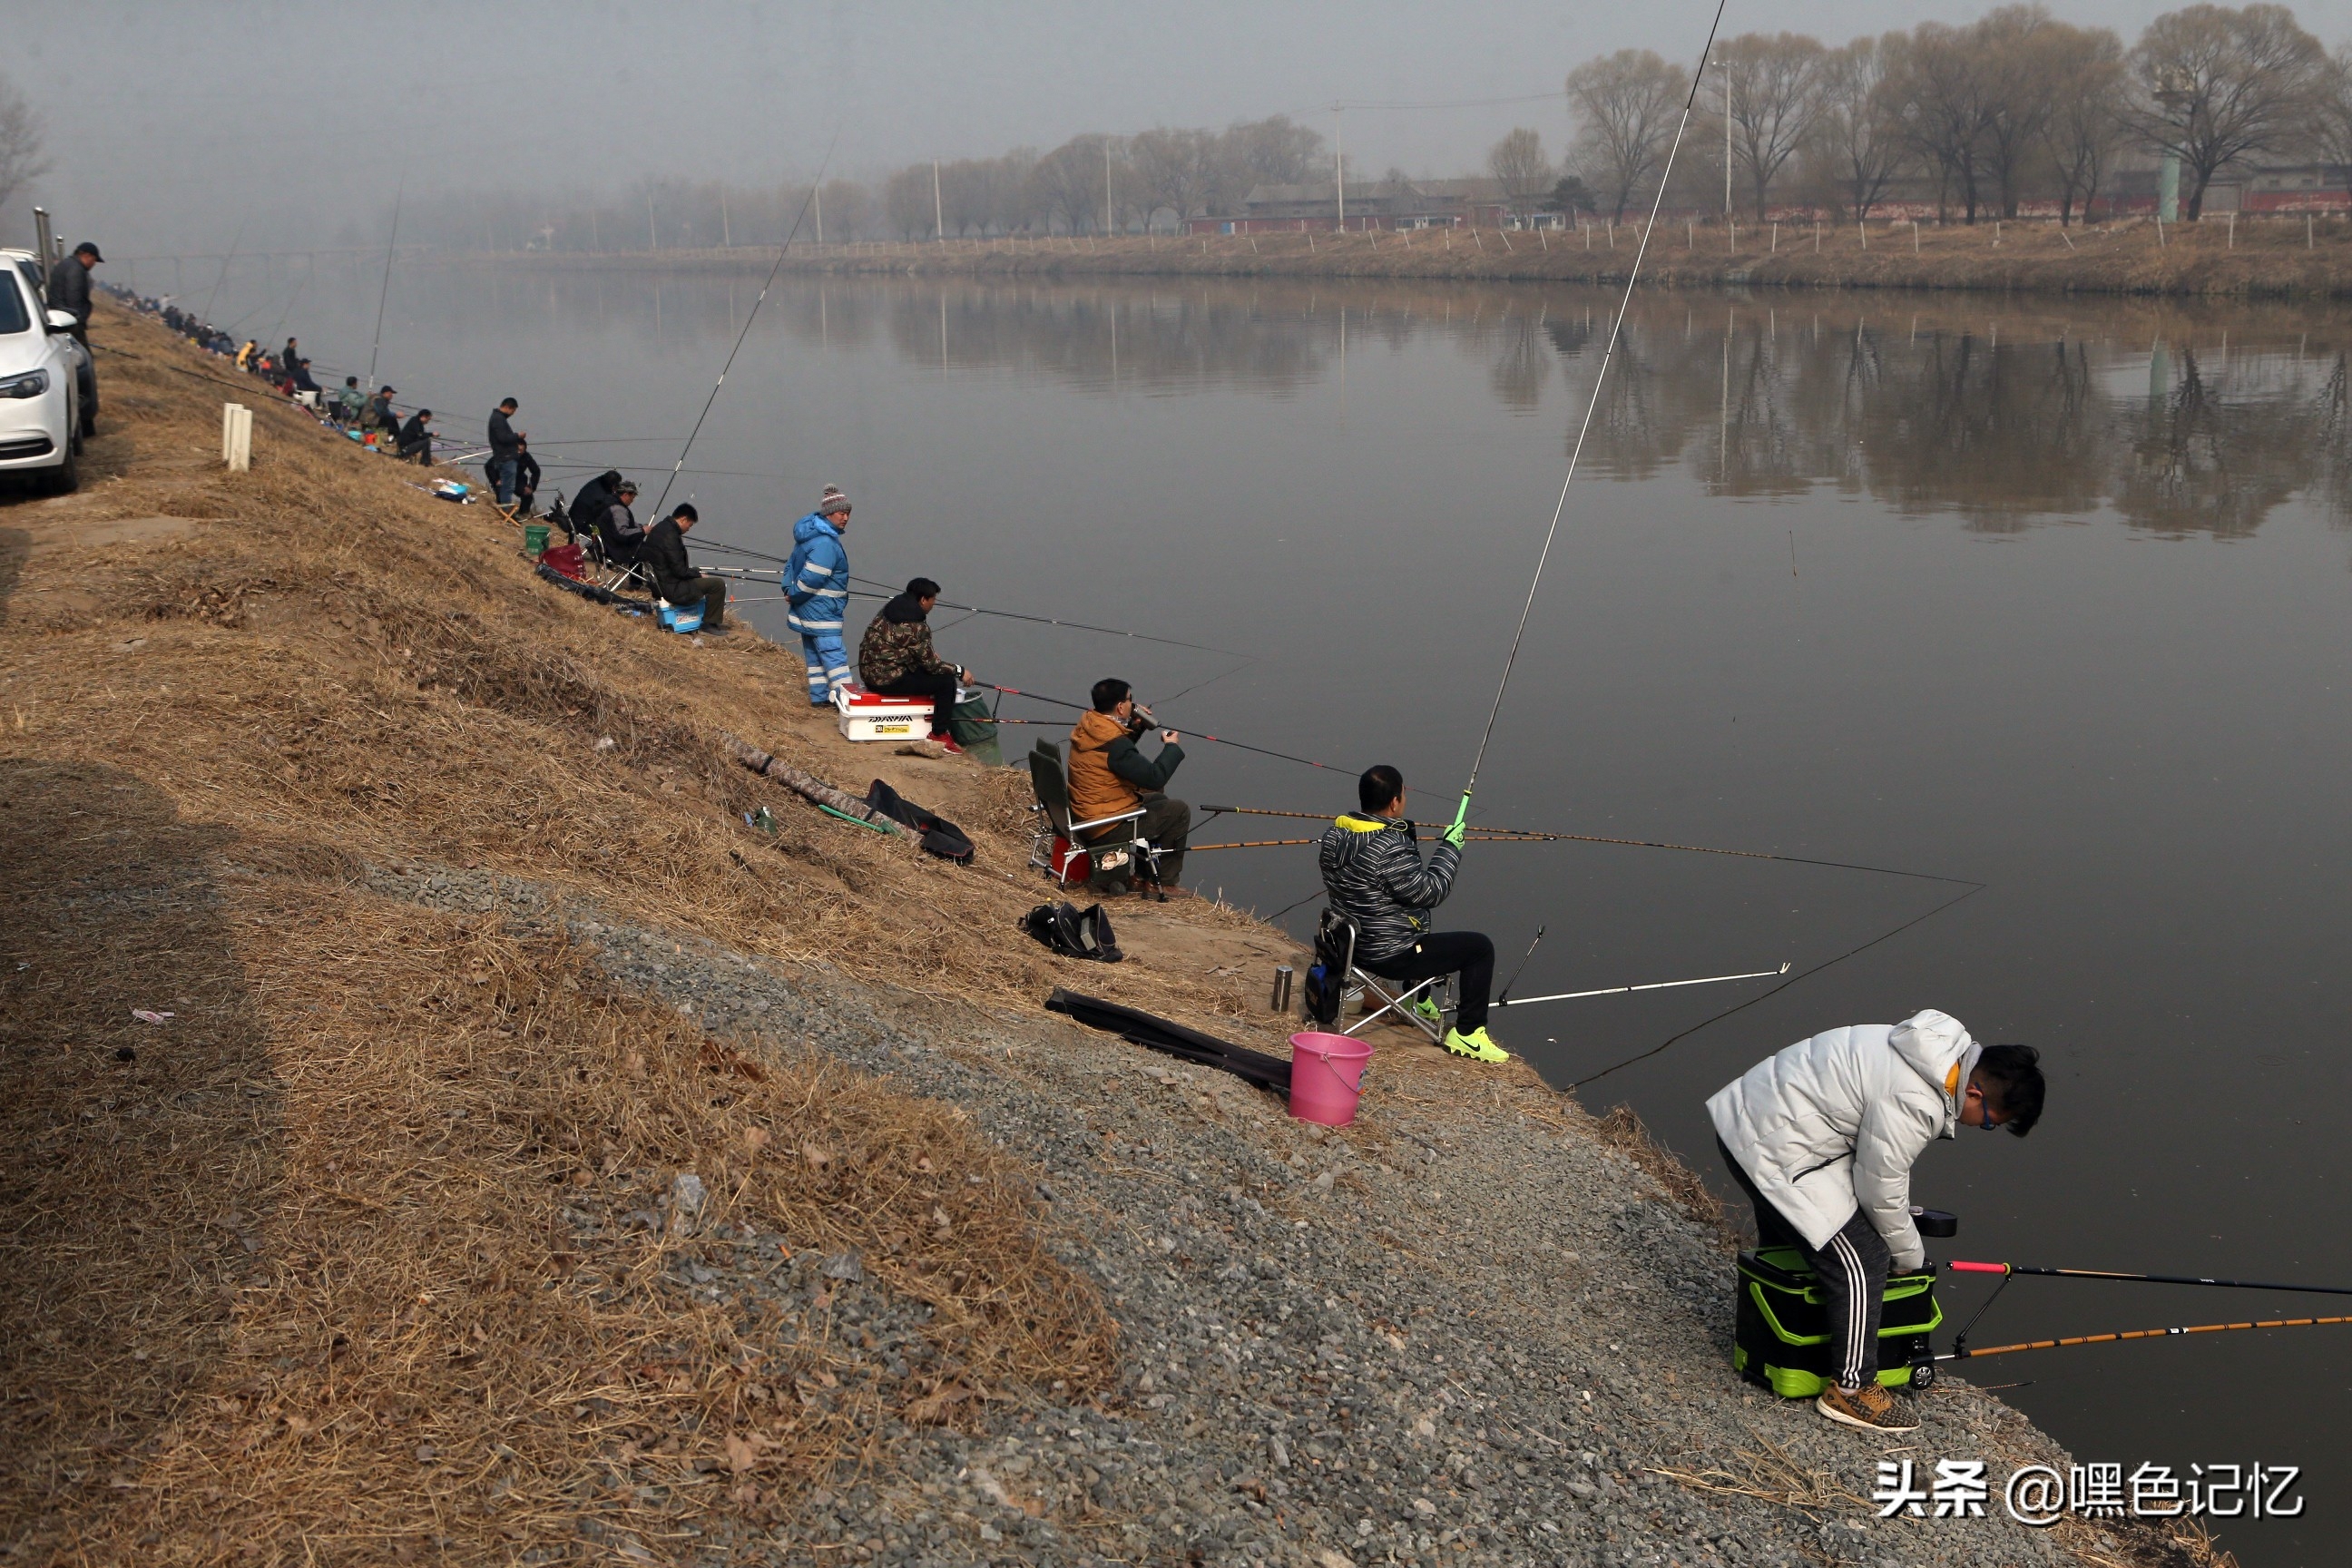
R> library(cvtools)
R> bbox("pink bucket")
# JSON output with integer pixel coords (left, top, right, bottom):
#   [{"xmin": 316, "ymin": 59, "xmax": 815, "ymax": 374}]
[{"xmin": 1289, "ymin": 1031, "xmax": 1374, "ymax": 1127}]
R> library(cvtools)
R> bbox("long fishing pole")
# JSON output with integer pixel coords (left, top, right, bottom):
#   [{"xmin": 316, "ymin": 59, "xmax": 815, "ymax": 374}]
[
  {"xmin": 1497, "ymin": 925, "xmax": 1546, "ymax": 1004},
  {"xmin": 1941, "ymin": 1315, "xmax": 2352, "ymax": 1363},
  {"xmin": 978, "ymin": 689, "xmax": 1340, "ymax": 772},
  {"xmin": 199, "ymin": 214, "xmax": 249, "ymax": 328},
  {"xmin": 1193, "ymin": 806, "xmax": 1975, "ymax": 886},
  {"xmin": 1494, "ymin": 963, "xmax": 1787, "ymax": 1009},
  {"xmin": 1948, "ymin": 1259, "xmax": 2352, "ymax": 1299},
  {"xmin": 651, "ymin": 131, "xmax": 840, "ymax": 517},
  {"xmin": 845, "ymin": 573, "xmax": 1245, "ymax": 657},
  {"xmin": 365, "ymin": 176, "xmax": 405, "ymax": 389},
  {"xmin": 1186, "ymin": 834, "xmax": 1559, "ymax": 853},
  {"xmin": 1451, "ymin": 0, "xmax": 1730, "ymax": 846}
]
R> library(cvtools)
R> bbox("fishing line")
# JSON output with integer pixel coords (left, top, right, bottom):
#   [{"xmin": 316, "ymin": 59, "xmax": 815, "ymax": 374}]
[
  {"xmin": 1453, "ymin": 0, "xmax": 1730, "ymax": 843},
  {"xmin": 366, "ymin": 176, "xmax": 405, "ymax": 389},
  {"xmin": 846, "ymin": 573, "xmax": 1245, "ymax": 657},
  {"xmin": 1569, "ymin": 880, "xmax": 1985, "ymax": 1090},
  {"xmin": 650, "ymin": 128, "xmax": 841, "ymax": 517},
  {"xmin": 978, "ymin": 689, "xmax": 1339, "ymax": 772}
]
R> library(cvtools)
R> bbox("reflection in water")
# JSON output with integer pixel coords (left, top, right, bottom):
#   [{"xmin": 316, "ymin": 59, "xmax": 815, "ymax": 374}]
[{"xmin": 438, "ymin": 266, "xmax": 2352, "ymax": 538}]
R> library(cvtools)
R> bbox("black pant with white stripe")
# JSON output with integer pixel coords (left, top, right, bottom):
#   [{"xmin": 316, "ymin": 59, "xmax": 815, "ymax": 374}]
[{"xmin": 1718, "ymin": 1139, "xmax": 1891, "ymax": 1390}]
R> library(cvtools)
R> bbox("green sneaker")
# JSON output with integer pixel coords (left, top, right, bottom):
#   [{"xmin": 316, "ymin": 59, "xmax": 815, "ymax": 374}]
[
  {"xmin": 1443, "ymin": 1026, "xmax": 1510, "ymax": 1063},
  {"xmin": 1412, "ymin": 995, "xmax": 1446, "ymax": 1027}
]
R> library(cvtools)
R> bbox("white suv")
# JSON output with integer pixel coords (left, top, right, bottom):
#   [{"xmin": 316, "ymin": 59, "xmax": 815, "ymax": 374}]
[{"xmin": 0, "ymin": 250, "xmax": 87, "ymax": 494}]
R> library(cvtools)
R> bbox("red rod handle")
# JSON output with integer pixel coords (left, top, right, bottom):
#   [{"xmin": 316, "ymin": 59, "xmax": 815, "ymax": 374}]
[{"xmin": 1947, "ymin": 1260, "xmax": 2011, "ymax": 1274}]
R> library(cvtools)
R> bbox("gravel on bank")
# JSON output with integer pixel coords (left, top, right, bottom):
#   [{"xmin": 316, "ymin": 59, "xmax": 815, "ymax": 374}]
[{"xmin": 368, "ymin": 863, "xmax": 2205, "ymax": 1568}]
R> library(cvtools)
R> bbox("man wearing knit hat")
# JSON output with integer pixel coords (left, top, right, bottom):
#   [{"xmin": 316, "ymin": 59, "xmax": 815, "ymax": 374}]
[{"xmin": 787, "ymin": 487, "xmax": 854, "ymax": 706}]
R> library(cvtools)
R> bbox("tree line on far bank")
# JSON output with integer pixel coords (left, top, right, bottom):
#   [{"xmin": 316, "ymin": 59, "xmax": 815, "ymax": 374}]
[
  {"xmin": 1563, "ymin": 2, "xmax": 2351, "ymax": 224},
  {"xmin": 382, "ymin": 1, "xmax": 2350, "ymax": 254}
]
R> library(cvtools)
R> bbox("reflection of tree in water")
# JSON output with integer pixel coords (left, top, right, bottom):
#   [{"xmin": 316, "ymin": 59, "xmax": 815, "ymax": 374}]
[
  {"xmin": 2308, "ymin": 353, "xmax": 2352, "ymax": 535},
  {"xmin": 877, "ymin": 288, "xmax": 1328, "ymax": 394},
  {"xmin": 2112, "ymin": 349, "xmax": 2315, "ymax": 539},
  {"xmin": 1488, "ymin": 316, "xmax": 1552, "ymax": 412}
]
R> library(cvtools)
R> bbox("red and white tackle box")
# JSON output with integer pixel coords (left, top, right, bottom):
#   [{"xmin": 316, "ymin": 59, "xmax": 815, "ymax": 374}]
[{"xmin": 832, "ymin": 682, "xmax": 935, "ymax": 742}]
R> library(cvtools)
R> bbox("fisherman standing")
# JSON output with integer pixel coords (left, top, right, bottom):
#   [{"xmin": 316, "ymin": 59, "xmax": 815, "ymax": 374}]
[
  {"xmin": 786, "ymin": 487, "xmax": 853, "ymax": 707},
  {"xmin": 1317, "ymin": 765, "xmax": 1505, "ymax": 1063},
  {"xmin": 1707, "ymin": 1014, "xmax": 2044, "ymax": 1434},
  {"xmin": 486, "ymin": 397, "xmax": 524, "ymax": 509}
]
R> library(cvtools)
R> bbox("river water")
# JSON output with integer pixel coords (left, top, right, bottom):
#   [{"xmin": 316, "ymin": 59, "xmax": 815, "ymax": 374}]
[{"xmin": 242, "ymin": 260, "xmax": 2352, "ymax": 1563}]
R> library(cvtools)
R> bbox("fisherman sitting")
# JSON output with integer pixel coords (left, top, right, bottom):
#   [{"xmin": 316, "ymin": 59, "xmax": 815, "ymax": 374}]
[
  {"xmin": 1708, "ymin": 1015, "xmax": 2044, "ymax": 1434},
  {"xmin": 333, "ymin": 376, "xmax": 366, "ymax": 426},
  {"xmin": 786, "ymin": 487, "xmax": 853, "ymax": 707},
  {"xmin": 395, "ymin": 407, "xmax": 436, "ymax": 464},
  {"xmin": 1318, "ymin": 765, "xmax": 1504, "ymax": 1063},
  {"xmin": 1067, "ymin": 679, "xmax": 1190, "ymax": 898},
  {"xmin": 857, "ymin": 577, "xmax": 972, "ymax": 753},
  {"xmin": 368, "ymin": 386, "xmax": 401, "ymax": 437},
  {"xmin": 564, "ymin": 468, "xmax": 623, "ymax": 546},
  {"xmin": 642, "ymin": 504, "xmax": 729, "ymax": 636},
  {"xmin": 599, "ymin": 479, "xmax": 647, "ymax": 563}
]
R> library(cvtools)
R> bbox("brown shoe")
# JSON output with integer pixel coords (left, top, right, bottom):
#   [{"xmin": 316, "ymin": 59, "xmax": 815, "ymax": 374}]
[{"xmin": 1815, "ymin": 1381, "xmax": 1918, "ymax": 1434}]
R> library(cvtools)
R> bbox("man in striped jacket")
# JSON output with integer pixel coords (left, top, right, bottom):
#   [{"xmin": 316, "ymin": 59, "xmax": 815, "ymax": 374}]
[
  {"xmin": 1317, "ymin": 765, "xmax": 1506, "ymax": 1063},
  {"xmin": 786, "ymin": 488, "xmax": 853, "ymax": 706}
]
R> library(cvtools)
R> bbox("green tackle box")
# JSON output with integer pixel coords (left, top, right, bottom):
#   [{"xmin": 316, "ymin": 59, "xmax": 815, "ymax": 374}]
[{"xmin": 1732, "ymin": 1246, "xmax": 1942, "ymax": 1397}]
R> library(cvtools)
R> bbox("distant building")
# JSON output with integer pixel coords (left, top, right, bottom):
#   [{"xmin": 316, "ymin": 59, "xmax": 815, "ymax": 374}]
[{"xmin": 1184, "ymin": 179, "xmax": 1511, "ymax": 235}]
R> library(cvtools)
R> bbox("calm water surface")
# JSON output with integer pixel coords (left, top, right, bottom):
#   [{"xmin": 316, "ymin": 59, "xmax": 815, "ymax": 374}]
[{"xmin": 247, "ymin": 260, "xmax": 2352, "ymax": 1563}]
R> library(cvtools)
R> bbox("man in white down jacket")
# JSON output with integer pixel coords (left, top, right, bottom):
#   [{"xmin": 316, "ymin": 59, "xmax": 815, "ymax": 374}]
[{"xmin": 1707, "ymin": 1009, "xmax": 2045, "ymax": 1434}]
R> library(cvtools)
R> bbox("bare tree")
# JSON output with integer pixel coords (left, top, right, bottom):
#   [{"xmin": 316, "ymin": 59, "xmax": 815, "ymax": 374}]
[
  {"xmin": 1807, "ymin": 34, "xmax": 1906, "ymax": 219},
  {"xmin": 1219, "ymin": 115, "xmax": 1323, "ymax": 187},
  {"xmin": 1029, "ymin": 136, "xmax": 1114, "ymax": 233},
  {"xmin": 1567, "ymin": 49, "xmax": 1688, "ymax": 221},
  {"xmin": 1975, "ymin": 5, "xmax": 2063, "ymax": 220},
  {"xmin": 1709, "ymin": 32, "xmax": 1828, "ymax": 219},
  {"xmin": 2320, "ymin": 43, "xmax": 2352, "ymax": 170},
  {"xmin": 1127, "ymin": 127, "xmax": 1219, "ymax": 228},
  {"xmin": 818, "ymin": 179, "xmax": 870, "ymax": 241},
  {"xmin": 1882, "ymin": 22, "xmax": 1996, "ymax": 221},
  {"xmin": 2124, "ymin": 3, "xmax": 2328, "ymax": 220},
  {"xmin": 0, "ymin": 72, "xmax": 50, "ymax": 220},
  {"xmin": 883, "ymin": 165, "xmax": 935, "ymax": 241},
  {"xmin": 2037, "ymin": 25, "xmax": 2127, "ymax": 223},
  {"xmin": 1486, "ymin": 127, "xmax": 1553, "ymax": 218}
]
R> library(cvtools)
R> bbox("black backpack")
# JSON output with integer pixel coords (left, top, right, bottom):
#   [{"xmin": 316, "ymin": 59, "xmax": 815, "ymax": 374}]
[
  {"xmin": 1021, "ymin": 902, "xmax": 1122, "ymax": 963},
  {"xmin": 1303, "ymin": 907, "xmax": 1351, "ymax": 1026}
]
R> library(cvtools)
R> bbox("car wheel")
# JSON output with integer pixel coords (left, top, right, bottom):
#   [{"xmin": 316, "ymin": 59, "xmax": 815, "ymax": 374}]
[{"xmin": 44, "ymin": 442, "xmax": 79, "ymax": 495}]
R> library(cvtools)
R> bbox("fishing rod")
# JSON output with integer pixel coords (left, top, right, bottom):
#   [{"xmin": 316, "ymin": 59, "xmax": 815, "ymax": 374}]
[
  {"xmin": 199, "ymin": 215, "xmax": 250, "ymax": 327},
  {"xmin": 1948, "ymin": 1259, "xmax": 2352, "ymax": 1300},
  {"xmin": 1192, "ymin": 807, "xmax": 1974, "ymax": 886},
  {"xmin": 1493, "ymin": 963, "xmax": 1788, "ymax": 1009},
  {"xmin": 1497, "ymin": 925, "xmax": 1546, "ymax": 1004},
  {"xmin": 976, "ymin": 688, "xmax": 1341, "ymax": 773},
  {"xmin": 366, "ymin": 176, "xmax": 405, "ymax": 389},
  {"xmin": 650, "ymin": 129, "xmax": 840, "ymax": 517},
  {"xmin": 1186, "ymin": 834, "xmax": 1560, "ymax": 853},
  {"xmin": 1940, "ymin": 1315, "xmax": 2352, "ymax": 1364},
  {"xmin": 1451, "ymin": 0, "xmax": 1729, "ymax": 848},
  {"xmin": 846, "ymin": 573, "xmax": 1246, "ymax": 658}
]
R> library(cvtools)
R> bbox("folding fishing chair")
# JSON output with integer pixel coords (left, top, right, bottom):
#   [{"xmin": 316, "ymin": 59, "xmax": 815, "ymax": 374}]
[
  {"xmin": 1317, "ymin": 910, "xmax": 1453, "ymax": 1044},
  {"xmin": 1025, "ymin": 740, "xmax": 1160, "ymax": 889}
]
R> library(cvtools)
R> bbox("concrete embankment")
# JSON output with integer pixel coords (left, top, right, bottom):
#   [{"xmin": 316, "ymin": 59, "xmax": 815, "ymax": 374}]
[
  {"xmin": 0, "ymin": 302, "xmax": 2233, "ymax": 1567},
  {"xmin": 472, "ymin": 215, "xmax": 2352, "ymax": 299}
]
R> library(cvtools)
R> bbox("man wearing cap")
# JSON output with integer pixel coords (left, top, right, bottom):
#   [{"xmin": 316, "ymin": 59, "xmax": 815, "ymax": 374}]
[
  {"xmin": 368, "ymin": 387, "xmax": 401, "ymax": 438},
  {"xmin": 47, "ymin": 241, "xmax": 102, "ymax": 347},
  {"xmin": 786, "ymin": 487, "xmax": 853, "ymax": 707}
]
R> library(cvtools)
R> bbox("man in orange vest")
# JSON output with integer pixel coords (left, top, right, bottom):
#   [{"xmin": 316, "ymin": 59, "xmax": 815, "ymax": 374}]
[{"xmin": 1066, "ymin": 678, "xmax": 1191, "ymax": 898}]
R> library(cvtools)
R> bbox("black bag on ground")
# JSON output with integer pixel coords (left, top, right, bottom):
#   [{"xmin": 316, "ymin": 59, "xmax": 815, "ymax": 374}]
[
  {"xmin": 863, "ymin": 779, "xmax": 975, "ymax": 862},
  {"xmin": 1021, "ymin": 901, "xmax": 1122, "ymax": 962},
  {"xmin": 1044, "ymin": 989, "xmax": 1291, "ymax": 1098},
  {"xmin": 1303, "ymin": 907, "xmax": 1350, "ymax": 1026}
]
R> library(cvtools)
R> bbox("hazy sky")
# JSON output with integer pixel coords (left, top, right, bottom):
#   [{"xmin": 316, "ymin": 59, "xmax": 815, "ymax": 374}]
[{"xmin": 5, "ymin": 0, "xmax": 2317, "ymax": 260}]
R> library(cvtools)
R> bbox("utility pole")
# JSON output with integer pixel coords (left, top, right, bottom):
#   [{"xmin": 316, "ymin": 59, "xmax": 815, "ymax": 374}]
[
  {"xmin": 814, "ymin": 181, "xmax": 824, "ymax": 244},
  {"xmin": 1724, "ymin": 64, "xmax": 1733, "ymax": 219},
  {"xmin": 721, "ymin": 190, "xmax": 730, "ymax": 248},
  {"xmin": 648, "ymin": 193, "xmax": 657, "ymax": 251},
  {"xmin": 933, "ymin": 160, "xmax": 945, "ymax": 241},
  {"xmin": 1334, "ymin": 105, "xmax": 1346, "ymax": 230},
  {"xmin": 1105, "ymin": 138, "xmax": 1115, "ymax": 235}
]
